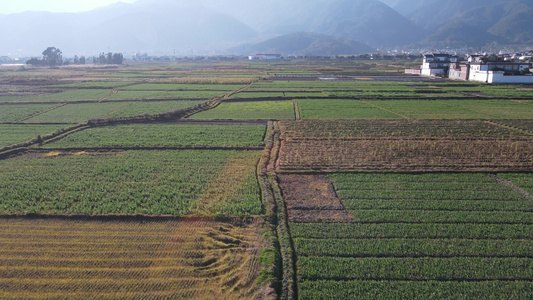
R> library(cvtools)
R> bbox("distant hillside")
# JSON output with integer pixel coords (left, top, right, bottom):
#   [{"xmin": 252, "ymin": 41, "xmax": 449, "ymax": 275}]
[
  {"xmin": 0, "ymin": 1, "xmax": 257, "ymax": 56},
  {"xmin": 405, "ymin": 0, "xmax": 533, "ymax": 47},
  {"xmin": 242, "ymin": 32, "xmax": 375, "ymax": 56},
  {"xmin": 378, "ymin": 0, "xmax": 426, "ymax": 16},
  {"xmin": 489, "ymin": 4, "xmax": 533, "ymax": 44},
  {"xmin": 422, "ymin": 22, "xmax": 504, "ymax": 48},
  {"xmin": 200, "ymin": 0, "xmax": 426, "ymax": 47},
  {"xmin": 407, "ymin": 0, "xmax": 506, "ymax": 30},
  {"xmin": 309, "ymin": 0, "xmax": 426, "ymax": 47},
  {"xmin": 2, "ymin": 0, "xmax": 533, "ymax": 56}
]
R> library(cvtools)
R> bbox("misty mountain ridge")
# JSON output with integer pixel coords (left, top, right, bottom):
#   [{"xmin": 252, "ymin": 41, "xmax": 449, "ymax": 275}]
[
  {"xmin": 239, "ymin": 32, "xmax": 375, "ymax": 56},
  {"xmin": 1, "ymin": 0, "xmax": 532, "ymax": 57}
]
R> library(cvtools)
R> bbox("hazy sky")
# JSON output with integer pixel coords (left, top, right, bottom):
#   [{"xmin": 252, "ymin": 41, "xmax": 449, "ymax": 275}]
[{"xmin": 1, "ymin": 0, "xmax": 137, "ymax": 14}]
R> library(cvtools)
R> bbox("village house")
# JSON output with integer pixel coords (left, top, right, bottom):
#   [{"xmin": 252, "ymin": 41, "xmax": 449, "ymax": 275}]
[
  {"xmin": 448, "ymin": 60, "xmax": 470, "ymax": 81},
  {"xmin": 420, "ymin": 54, "xmax": 458, "ymax": 77},
  {"xmin": 411, "ymin": 53, "xmax": 533, "ymax": 84},
  {"xmin": 248, "ymin": 54, "xmax": 282, "ymax": 61},
  {"xmin": 468, "ymin": 55, "xmax": 532, "ymax": 84}
]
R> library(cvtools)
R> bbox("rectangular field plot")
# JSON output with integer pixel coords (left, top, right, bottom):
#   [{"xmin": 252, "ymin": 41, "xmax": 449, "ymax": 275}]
[
  {"xmin": 104, "ymin": 100, "xmax": 207, "ymax": 118},
  {"xmin": 3, "ymin": 89, "xmax": 113, "ymax": 103},
  {"xmin": 367, "ymin": 100, "xmax": 533, "ymax": 119},
  {"xmin": 0, "ymin": 150, "xmax": 262, "ymax": 216},
  {"xmin": 23, "ymin": 102, "xmax": 135, "ymax": 124},
  {"xmin": 0, "ymin": 104, "xmax": 58, "ymax": 122},
  {"xmin": 0, "ymin": 124, "xmax": 66, "ymax": 148},
  {"xmin": 0, "ymin": 218, "xmax": 268, "ymax": 299},
  {"xmin": 105, "ymin": 90, "xmax": 225, "ymax": 100},
  {"xmin": 278, "ymin": 138, "xmax": 533, "ymax": 171},
  {"xmin": 42, "ymin": 124, "xmax": 266, "ymax": 148},
  {"xmin": 121, "ymin": 83, "xmax": 244, "ymax": 91},
  {"xmin": 297, "ymin": 99, "xmax": 400, "ymax": 119},
  {"xmin": 49, "ymin": 82, "xmax": 135, "ymax": 88},
  {"xmin": 229, "ymin": 92, "xmax": 325, "ymax": 99},
  {"xmin": 290, "ymin": 173, "xmax": 533, "ymax": 299},
  {"xmin": 279, "ymin": 119, "xmax": 531, "ymax": 139},
  {"xmin": 189, "ymin": 101, "xmax": 295, "ymax": 120}
]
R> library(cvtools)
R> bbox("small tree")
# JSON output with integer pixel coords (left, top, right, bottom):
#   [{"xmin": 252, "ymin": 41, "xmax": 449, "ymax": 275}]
[{"xmin": 42, "ymin": 47, "xmax": 63, "ymax": 67}]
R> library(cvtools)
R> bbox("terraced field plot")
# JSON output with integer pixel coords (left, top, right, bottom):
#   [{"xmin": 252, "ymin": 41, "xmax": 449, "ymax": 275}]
[
  {"xmin": 287, "ymin": 173, "xmax": 533, "ymax": 299},
  {"xmin": 41, "ymin": 124, "xmax": 267, "ymax": 148},
  {"xmin": 0, "ymin": 150, "xmax": 262, "ymax": 216},
  {"xmin": 0, "ymin": 217, "xmax": 269, "ymax": 299}
]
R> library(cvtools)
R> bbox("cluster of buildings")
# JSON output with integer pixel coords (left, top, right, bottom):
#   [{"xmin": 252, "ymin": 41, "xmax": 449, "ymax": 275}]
[
  {"xmin": 248, "ymin": 54, "xmax": 283, "ymax": 61},
  {"xmin": 406, "ymin": 53, "xmax": 533, "ymax": 84}
]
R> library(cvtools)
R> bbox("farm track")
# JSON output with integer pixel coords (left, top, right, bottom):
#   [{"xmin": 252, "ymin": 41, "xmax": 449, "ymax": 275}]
[{"xmin": 258, "ymin": 122, "xmax": 297, "ymax": 299}]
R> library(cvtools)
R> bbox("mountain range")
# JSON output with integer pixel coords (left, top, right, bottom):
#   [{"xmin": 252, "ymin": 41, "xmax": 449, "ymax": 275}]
[{"xmin": 1, "ymin": 0, "xmax": 532, "ymax": 57}]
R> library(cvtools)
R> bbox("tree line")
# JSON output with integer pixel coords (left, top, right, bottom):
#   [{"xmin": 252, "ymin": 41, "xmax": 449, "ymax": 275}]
[{"xmin": 27, "ymin": 47, "xmax": 123, "ymax": 67}]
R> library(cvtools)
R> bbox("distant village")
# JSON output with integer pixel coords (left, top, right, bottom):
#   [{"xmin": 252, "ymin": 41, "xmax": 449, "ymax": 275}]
[{"xmin": 406, "ymin": 53, "xmax": 533, "ymax": 84}]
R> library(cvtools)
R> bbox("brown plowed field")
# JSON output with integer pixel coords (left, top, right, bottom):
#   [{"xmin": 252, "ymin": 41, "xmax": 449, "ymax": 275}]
[
  {"xmin": 278, "ymin": 174, "xmax": 353, "ymax": 223},
  {"xmin": 278, "ymin": 138, "xmax": 533, "ymax": 172}
]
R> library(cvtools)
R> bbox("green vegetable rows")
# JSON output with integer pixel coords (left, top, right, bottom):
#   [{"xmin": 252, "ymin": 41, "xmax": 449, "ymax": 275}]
[
  {"xmin": 0, "ymin": 150, "xmax": 261, "ymax": 216},
  {"xmin": 293, "ymin": 173, "xmax": 533, "ymax": 298}
]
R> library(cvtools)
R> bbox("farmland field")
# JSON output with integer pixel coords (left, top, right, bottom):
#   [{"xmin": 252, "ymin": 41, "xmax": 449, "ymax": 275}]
[
  {"xmin": 41, "ymin": 124, "xmax": 266, "ymax": 148},
  {"xmin": 0, "ymin": 124, "xmax": 67, "ymax": 148},
  {"xmin": 0, "ymin": 150, "xmax": 262, "ymax": 216},
  {"xmin": 190, "ymin": 101, "xmax": 295, "ymax": 120},
  {"xmin": 0, "ymin": 104, "xmax": 58, "ymax": 122},
  {"xmin": 287, "ymin": 173, "xmax": 533, "ymax": 299},
  {"xmin": 104, "ymin": 100, "xmax": 207, "ymax": 117},
  {"xmin": 121, "ymin": 83, "xmax": 245, "ymax": 91},
  {"xmin": 1, "ymin": 60, "xmax": 533, "ymax": 299},
  {"xmin": 0, "ymin": 217, "xmax": 269, "ymax": 299}
]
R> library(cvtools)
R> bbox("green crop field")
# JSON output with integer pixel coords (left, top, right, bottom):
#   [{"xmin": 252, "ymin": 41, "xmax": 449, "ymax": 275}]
[
  {"xmin": 1, "ymin": 60, "xmax": 532, "ymax": 299},
  {"xmin": 0, "ymin": 150, "xmax": 261, "ymax": 216},
  {"xmin": 229, "ymin": 91, "xmax": 325, "ymax": 99},
  {"xmin": 291, "ymin": 173, "xmax": 533, "ymax": 299},
  {"xmin": 5, "ymin": 90, "xmax": 113, "ymax": 103},
  {"xmin": 105, "ymin": 90, "xmax": 224, "ymax": 100},
  {"xmin": 0, "ymin": 104, "xmax": 58, "ymax": 122},
  {"xmin": 42, "ymin": 124, "xmax": 266, "ymax": 148},
  {"xmin": 105, "ymin": 100, "xmax": 207, "ymax": 117},
  {"xmin": 366, "ymin": 100, "xmax": 533, "ymax": 119},
  {"xmin": 279, "ymin": 119, "xmax": 530, "ymax": 138},
  {"xmin": 23, "ymin": 102, "xmax": 135, "ymax": 124},
  {"xmin": 0, "ymin": 124, "xmax": 67, "ymax": 148},
  {"xmin": 298, "ymin": 99, "xmax": 401, "ymax": 119},
  {"xmin": 121, "ymin": 83, "xmax": 245, "ymax": 91},
  {"xmin": 190, "ymin": 101, "xmax": 295, "ymax": 120},
  {"xmin": 48, "ymin": 82, "xmax": 135, "ymax": 88}
]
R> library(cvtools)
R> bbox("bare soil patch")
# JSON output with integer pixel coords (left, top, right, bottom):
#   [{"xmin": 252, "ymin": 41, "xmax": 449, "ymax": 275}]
[{"xmin": 278, "ymin": 174, "xmax": 353, "ymax": 223}]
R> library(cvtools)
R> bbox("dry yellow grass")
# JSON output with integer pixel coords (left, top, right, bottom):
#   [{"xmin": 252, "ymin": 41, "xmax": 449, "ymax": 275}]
[{"xmin": 0, "ymin": 217, "xmax": 271, "ymax": 299}]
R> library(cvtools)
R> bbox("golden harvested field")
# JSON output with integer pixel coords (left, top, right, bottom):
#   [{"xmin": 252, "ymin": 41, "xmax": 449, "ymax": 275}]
[{"xmin": 0, "ymin": 217, "xmax": 272, "ymax": 300}]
